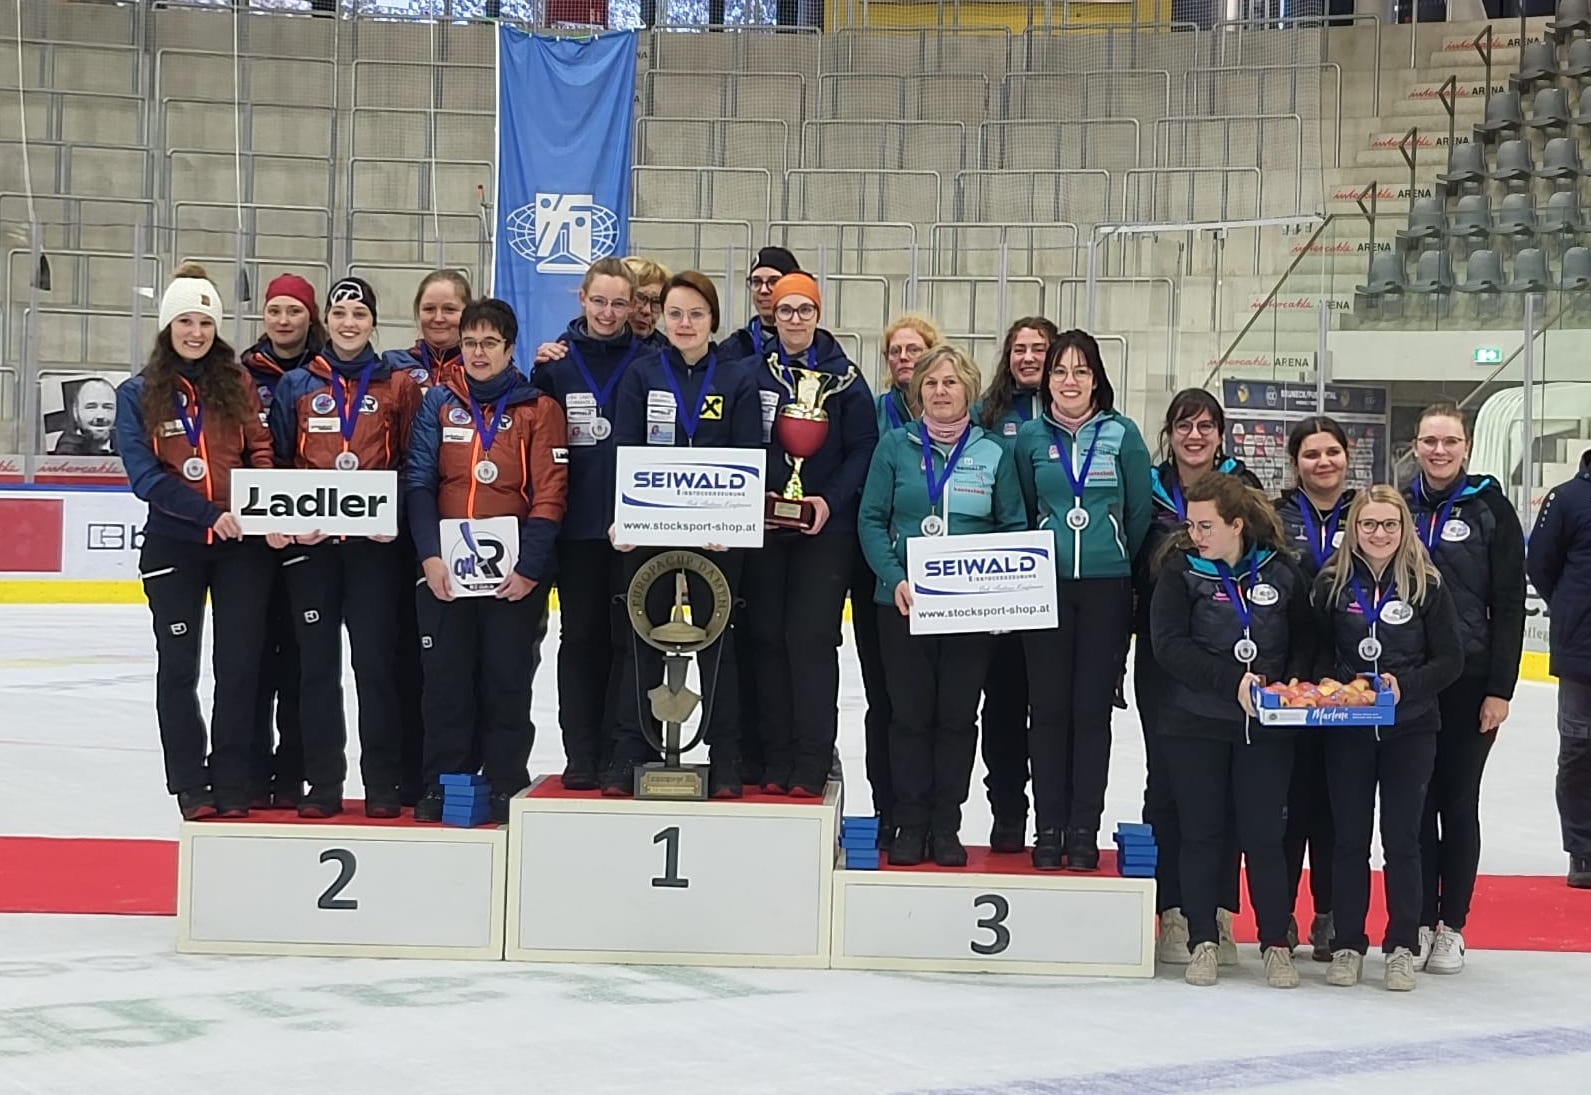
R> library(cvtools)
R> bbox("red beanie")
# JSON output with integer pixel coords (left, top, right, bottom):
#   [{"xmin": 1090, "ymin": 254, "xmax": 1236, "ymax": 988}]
[{"xmin": 265, "ymin": 273, "xmax": 319, "ymax": 320}]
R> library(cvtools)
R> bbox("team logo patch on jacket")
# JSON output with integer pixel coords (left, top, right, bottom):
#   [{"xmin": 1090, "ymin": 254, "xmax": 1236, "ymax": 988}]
[
  {"xmin": 700, "ymin": 394, "xmax": 724, "ymax": 420},
  {"xmin": 448, "ymin": 406, "xmax": 472, "ymax": 426},
  {"xmin": 311, "ymin": 393, "xmax": 335, "ymax": 414}
]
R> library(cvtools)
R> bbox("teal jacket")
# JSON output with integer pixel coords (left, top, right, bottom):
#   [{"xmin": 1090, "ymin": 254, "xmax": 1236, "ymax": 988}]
[
  {"xmin": 875, "ymin": 385, "xmax": 913, "ymax": 439},
  {"xmin": 974, "ymin": 388, "xmax": 1044, "ymax": 451},
  {"xmin": 858, "ymin": 421, "xmax": 1027, "ymax": 605},
  {"xmin": 1012, "ymin": 409, "xmax": 1153, "ymax": 581}
]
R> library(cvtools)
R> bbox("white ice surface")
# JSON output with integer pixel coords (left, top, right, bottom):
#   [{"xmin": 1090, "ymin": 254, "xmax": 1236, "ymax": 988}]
[{"xmin": 0, "ymin": 605, "xmax": 1586, "ymax": 1095}]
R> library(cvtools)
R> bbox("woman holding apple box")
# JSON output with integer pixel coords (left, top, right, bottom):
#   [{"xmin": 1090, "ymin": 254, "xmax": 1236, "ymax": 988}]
[
  {"xmin": 404, "ymin": 298, "xmax": 569, "ymax": 825},
  {"xmin": 266, "ymin": 276, "xmax": 422, "ymax": 820},
  {"xmin": 607, "ymin": 271, "xmax": 763, "ymax": 800},
  {"xmin": 1314, "ymin": 486, "xmax": 1463, "ymax": 991},
  {"xmin": 858, "ymin": 344, "xmax": 1027, "ymax": 867},
  {"xmin": 1149, "ymin": 473, "xmax": 1315, "ymax": 989}
]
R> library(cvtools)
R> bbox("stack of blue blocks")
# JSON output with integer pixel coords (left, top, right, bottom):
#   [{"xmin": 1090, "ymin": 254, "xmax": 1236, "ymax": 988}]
[
  {"xmin": 840, "ymin": 816, "xmax": 881, "ymax": 869},
  {"xmin": 440, "ymin": 773, "xmax": 491, "ymax": 828},
  {"xmin": 1113, "ymin": 822, "xmax": 1158, "ymax": 878}
]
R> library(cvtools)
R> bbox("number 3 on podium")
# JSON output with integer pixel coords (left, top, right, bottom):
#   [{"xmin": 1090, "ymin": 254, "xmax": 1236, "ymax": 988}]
[{"xmin": 971, "ymin": 893, "xmax": 1010, "ymax": 955}]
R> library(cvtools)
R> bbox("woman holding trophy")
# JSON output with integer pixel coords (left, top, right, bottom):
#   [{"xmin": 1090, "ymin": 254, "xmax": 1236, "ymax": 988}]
[
  {"xmin": 743, "ymin": 273, "xmax": 878, "ymax": 797},
  {"xmin": 858, "ymin": 345, "xmax": 1026, "ymax": 866}
]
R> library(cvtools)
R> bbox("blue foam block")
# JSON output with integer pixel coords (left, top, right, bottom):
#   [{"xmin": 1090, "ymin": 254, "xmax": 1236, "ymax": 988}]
[
  {"xmin": 1114, "ymin": 822, "xmax": 1154, "ymax": 838},
  {"xmin": 1113, "ymin": 829, "xmax": 1157, "ymax": 843},
  {"xmin": 841, "ymin": 833, "xmax": 879, "ymax": 846},
  {"xmin": 1119, "ymin": 856, "xmax": 1159, "ymax": 870},
  {"xmin": 442, "ymin": 806, "xmax": 490, "ymax": 822},
  {"xmin": 1118, "ymin": 865, "xmax": 1157, "ymax": 878},
  {"xmin": 842, "ymin": 816, "xmax": 880, "ymax": 829},
  {"xmin": 440, "ymin": 773, "xmax": 487, "ymax": 788},
  {"xmin": 443, "ymin": 788, "xmax": 491, "ymax": 805},
  {"xmin": 844, "ymin": 854, "xmax": 881, "ymax": 870}
]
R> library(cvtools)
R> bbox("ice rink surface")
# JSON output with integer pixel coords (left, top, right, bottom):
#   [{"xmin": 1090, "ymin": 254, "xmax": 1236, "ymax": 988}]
[{"xmin": 2, "ymin": 604, "xmax": 1588, "ymax": 1094}]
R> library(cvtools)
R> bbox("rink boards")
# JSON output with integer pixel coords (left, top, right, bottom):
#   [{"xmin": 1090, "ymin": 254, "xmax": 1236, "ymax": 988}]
[{"xmin": 175, "ymin": 775, "xmax": 1156, "ymax": 977}]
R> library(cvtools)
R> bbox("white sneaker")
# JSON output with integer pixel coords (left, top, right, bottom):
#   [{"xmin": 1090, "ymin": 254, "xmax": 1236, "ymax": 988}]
[
  {"xmin": 1411, "ymin": 925, "xmax": 1436, "ymax": 971},
  {"xmin": 1185, "ymin": 941, "xmax": 1220, "ymax": 986},
  {"xmin": 1385, "ymin": 946, "xmax": 1417, "ymax": 991},
  {"xmin": 1215, "ymin": 908, "xmax": 1239, "ymax": 966},
  {"xmin": 1326, "ymin": 949, "xmax": 1363, "ymax": 987},
  {"xmin": 1427, "ymin": 925, "xmax": 1466, "ymax": 974},
  {"xmin": 1263, "ymin": 945, "xmax": 1300, "ymax": 988},
  {"xmin": 1157, "ymin": 908, "xmax": 1191, "ymax": 965}
]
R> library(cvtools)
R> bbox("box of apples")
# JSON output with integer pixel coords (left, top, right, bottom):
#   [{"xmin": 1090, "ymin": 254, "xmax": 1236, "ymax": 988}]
[{"xmin": 1252, "ymin": 675, "xmax": 1396, "ymax": 727}]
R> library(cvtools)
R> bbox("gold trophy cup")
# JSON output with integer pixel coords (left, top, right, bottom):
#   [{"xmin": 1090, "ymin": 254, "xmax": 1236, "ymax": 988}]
[{"xmin": 765, "ymin": 356, "xmax": 860, "ymax": 530}]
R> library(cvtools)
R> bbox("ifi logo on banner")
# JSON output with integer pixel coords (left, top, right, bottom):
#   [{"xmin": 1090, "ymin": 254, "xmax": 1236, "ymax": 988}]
[
  {"xmin": 447, "ymin": 521, "xmax": 509, "ymax": 595},
  {"xmin": 916, "ymin": 546, "xmax": 1050, "ymax": 597},
  {"xmin": 622, "ymin": 461, "xmax": 758, "ymax": 510},
  {"xmin": 505, "ymin": 192, "xmax": 619, "ymax": 274}
]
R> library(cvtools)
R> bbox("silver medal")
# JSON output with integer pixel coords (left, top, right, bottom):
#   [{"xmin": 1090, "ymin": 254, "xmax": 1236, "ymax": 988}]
[
  {"xmin": 920, "ymin": 514, "xmax": 946, "ymax": 536},
  {"xmin": 181, "ymin": 456, "xmax": 206, "ymax": 482},
  {"xmin": 1233, "ymin": 637, "xmax": 1258, "ymax": 663},
  {"xmin": 591, "ymin": 417, "xmax": 612, "ymax": 441},
  {"xmin": 1359, "ymin": 635, "xmax": 1383, "ymax": 661},
  {"xmin": 1065, "ymin": 506, "xmax": 1090, "ymax": 531},
  {"xmin": 473, "ymin": 460, "xmax": 498, "ymax": 485},
  {"xmin": 334, "ymin": 450, "xmax": 360, "ymax": 471}
]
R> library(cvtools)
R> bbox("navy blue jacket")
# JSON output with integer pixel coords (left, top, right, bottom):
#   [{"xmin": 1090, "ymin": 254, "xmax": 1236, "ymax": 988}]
[
  {"xmin": 751, "ymin": 329, "xmax": 878, "ymax": 535},
  {"xmin": 1528, "ymin": 450, "xmax": 1591, "ymax": 682},
  {"xmin": 719, "ymin": 316, "xmax": 774, "ymax": 364},
  {"xmin": 614, "ymin": 344, "xmax": 763, "ymax": 450},
  {"xmin": 532, "ymin": 320, "xmax": 655, "ymax": 541}
]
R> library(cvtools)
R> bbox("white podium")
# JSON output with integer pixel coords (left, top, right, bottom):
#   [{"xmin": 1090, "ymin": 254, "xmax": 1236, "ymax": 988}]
[
  {"xmin": 831, "ymin": 848, "xmax": 1155, "ymax": 977},
  {"xmin": 506, "ymin": 776, "xmax": 840, "ymax": 968},
  {"xmin": 176, "ymin": 809, "xmax": 508, "ymax": 960}
]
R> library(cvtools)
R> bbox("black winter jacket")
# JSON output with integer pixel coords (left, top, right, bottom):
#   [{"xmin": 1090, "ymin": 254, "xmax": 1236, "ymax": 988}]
[{"xmin": 1527, "ymin": 450, "xmax": 1591, "ymax": 682}]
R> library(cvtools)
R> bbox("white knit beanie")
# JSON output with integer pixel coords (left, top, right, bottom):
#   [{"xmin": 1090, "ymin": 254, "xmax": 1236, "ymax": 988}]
[{"xmin": 158, "ymin": 264, "xmax": 225, "ymax": 331}]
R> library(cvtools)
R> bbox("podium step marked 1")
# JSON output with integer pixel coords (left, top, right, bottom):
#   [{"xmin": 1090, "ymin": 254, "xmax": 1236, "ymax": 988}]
[
  {"xmin": 831, "ymin": 847, "xmax": 1156, "ymax": 978},
  {"xmin": 506, "ymin": 776, "xmax": 841, "ymax": 968},
  {"xmin": 176, "ymin": 807, "xmax": 508, "ymax": 960}
]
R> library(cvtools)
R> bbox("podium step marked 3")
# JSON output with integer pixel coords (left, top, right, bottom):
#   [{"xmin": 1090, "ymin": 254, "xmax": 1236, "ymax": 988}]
[
  {"xmin": 506, "ymin": 776, "xmax": 842, "ymax": 968},
  {"xmin": 177, "ymin": 805, "xmax": 508, "ymax": 960}
]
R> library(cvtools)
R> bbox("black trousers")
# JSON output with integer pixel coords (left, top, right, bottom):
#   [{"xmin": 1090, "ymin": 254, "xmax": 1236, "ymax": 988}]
[
  {"xmin": 613, "ymin": 547, "xmax": 742, "ymax": 762},
  {"xmin": 1327, "ymin": 727, "xmax": 1438, "ymax": 955},
  {"xmin": 878, "ymin": 608, "xmax": 994, "ymax": 831},
  {"xmin": 252, "ymin": 559, "xmax": 303, "ymax": 795},
  {"xmin": 140, "ymin": 533, "xmax": 274, "ymax": 796},
  {"xmin": 394, "ymin": 531, "xmax": 427, "ymax": 800},
  {"xmin": 416, "ymin": 582, "xmax": 548, "ymax": 793},
  {"xmin": 849, "ymin": 543, "xmax": 893, "ymax": 817},
  {"xmin": 555, "ymin": 538, "xmax": 627, "ymax": 774},
  {"xmin": 1560, "ymin": 676, "xmax": 1591, "ymax": 858},
  {"xmin": 980, "ymin": 633, "xmax": 1031, "ymax": 823},
  {"xmin": 1022, "ymin": 576, "xmax": 1132, "ymax": 834},
  {"xmin": 742, "ymin": 531, "xmax": 852, "ymax": 788},
  {"xmin": 283, "ymin": 538, "xmax": 404, "ymax": 793},
  {"xmin": 1422, "ymin": 674, "xmax": 1497, "ymax": 932},
  {"xmin": 1164, "ymin": 731, "xmax": 1294, "ymax": 950},
  {"xmin": 1284, "ymin": 732, "xmax": 1335, "ymax": 916}
]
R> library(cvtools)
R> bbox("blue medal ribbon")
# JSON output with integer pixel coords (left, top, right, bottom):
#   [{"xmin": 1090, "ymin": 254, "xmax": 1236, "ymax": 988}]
[
  {"xmin": 661, "ymin": 350, "xmax": 717, "ymax": 443},
  {"xmin": 1298, "ymin": 495, "xmax": 1344, "ymax": 570},
  {"xmin": 1170, "ymin": 478, "xmax": 1187, "ymax": 521},
  {"xmin": 465, "ymin": 391, "xmax": 504, "ymax": 456},
  {"xmin": 1215, "ymin": 557, "xmax": 1259, "ymax": 635},
  {"xmin": 1348, "ymin": 571, "xmax": 1398, "ymax": 632},
  {"xmin": 919, "ymin": 423, "xmax": 972, "ymax": 516},
  {"xmin": 1016, "ymin": 389, "xmax": 1039, "ymax": 423},
  {"xmin": 328, "ymin": 361, "xmax": 377, "ymax": 447},
  {"xmin": 884, "ymin": 388, "xmax": 908, "ymax": 431},
  {"xmin": 750, "ymin": 318, "xmax": 766, "ymax": 358},
  {"xmin": 1048, "ymin": 422, "xmax": 1101, "ymax": 509},
  {"xmin": 1414, "ymin": 479, "xmax": 1460, "ymax": 553},
  {"xmin": 172, "ymin": 383, "xmax": 202, "ymax": 450},
  {"xmin": 566, "ymin": 337, "xmax": 638, "ymax": 418}
]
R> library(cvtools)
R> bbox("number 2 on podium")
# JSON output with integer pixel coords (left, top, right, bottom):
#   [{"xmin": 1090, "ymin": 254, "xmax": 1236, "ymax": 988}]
[
  {"xmin": 318, "ymin": 848, "xmax": 358, "ymax": 910},
  {"xmin": 651, "ymin": 826, "xmax": 689, "ymax": 889}
]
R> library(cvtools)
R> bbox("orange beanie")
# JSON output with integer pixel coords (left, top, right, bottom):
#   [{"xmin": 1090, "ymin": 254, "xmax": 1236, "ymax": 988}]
[{"xmin": 770, "ymin": 272, "xmax": 821, "ymax": 316}]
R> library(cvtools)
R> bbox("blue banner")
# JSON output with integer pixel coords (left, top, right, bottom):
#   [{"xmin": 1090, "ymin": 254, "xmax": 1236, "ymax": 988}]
[{"xmin": 495, "ymin": 27, "xmax": 636, "ymax": 361}]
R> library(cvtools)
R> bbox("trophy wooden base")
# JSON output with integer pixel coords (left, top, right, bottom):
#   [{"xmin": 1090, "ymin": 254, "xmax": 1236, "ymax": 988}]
[
  {"xmin": 634, "ymin": 762, "xmax": 709, "ymax": 800},
  {"xmin": 765, "ymin": 494, "xmax": 817, "ymax": 531}
]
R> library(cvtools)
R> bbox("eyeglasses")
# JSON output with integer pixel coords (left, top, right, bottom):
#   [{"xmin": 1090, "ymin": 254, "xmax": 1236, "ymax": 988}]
[
  {"xmin": 1174, "ymin": 419, "xmax": 1220, "ymax": 437},
  {"xmin": 665, "ymin": 308, "xmax": 711, "ymax": 325},
  {"xmin": 586, "ymin": 296, "xmax": 631, "ymax": 313},
  {"xmin": 887, "ymin": 343, "xmax": 926, "ymax": 361},
  {"xmin": 747, "ymin": 276, "xmax": 781, "ymax": 292},
  {"xmin": 775, "ymin": 303, "xmax": 817, "ymax": 321},
  {"xmin": 1416, "ymin": 435, "xmax": 1466, "ymax": 451},
  {"xmin": 1357, "ymin": 518, "xmax": 1403, "ymax": 534},
  {"xmin": 460, "ymin": 337, "xmax": 505, "ymax": 353},
  {"xmin": 635, "ymin": 292, "xmax": 662, "ymax": 312},
  {"xmin": 1049, "ymin": 366, "xmax": 1093, "ymax": 381}
]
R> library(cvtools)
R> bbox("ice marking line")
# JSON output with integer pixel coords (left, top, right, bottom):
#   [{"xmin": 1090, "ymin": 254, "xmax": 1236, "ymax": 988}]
[{"xmin": 902, "ymin": 1025, "xmax": 1591, "ymax": 1095}]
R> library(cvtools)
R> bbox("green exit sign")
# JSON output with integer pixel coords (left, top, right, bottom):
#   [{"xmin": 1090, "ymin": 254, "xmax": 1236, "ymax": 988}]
[{"xmin": 1474, "ymin": 347, "xmax": 1504, "ymax": 365}]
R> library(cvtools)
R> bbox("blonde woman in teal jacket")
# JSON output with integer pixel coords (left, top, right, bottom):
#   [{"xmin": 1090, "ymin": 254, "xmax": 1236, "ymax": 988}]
[
  {"xmin": 859, "ymin": 345, "xmax": 1027, "ymax": 868},
  {"xmin": 1011, "ymin": 329, "xmax": 1153, "ymax": 871}
]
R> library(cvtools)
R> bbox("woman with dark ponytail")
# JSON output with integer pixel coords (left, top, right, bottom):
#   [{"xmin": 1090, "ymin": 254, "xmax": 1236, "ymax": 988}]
[{"xmin": 117, "ymin": 263, "xmax": 277, "ymax": 820}]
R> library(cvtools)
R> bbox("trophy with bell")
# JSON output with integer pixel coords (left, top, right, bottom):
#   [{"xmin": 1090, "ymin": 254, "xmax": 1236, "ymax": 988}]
[
  {"xmin": 625, "ymin": 551, "xmax": 733, "ymax": 800},
  {"xmin": 764, "ymin": 357, "xmax": 860, "ymax": 530}
]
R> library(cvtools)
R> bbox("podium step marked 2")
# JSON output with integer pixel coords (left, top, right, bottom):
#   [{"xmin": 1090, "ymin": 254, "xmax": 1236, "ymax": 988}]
[
  {"xmin": 506, "ymin": 776, "xmax": 841, "ymax": 968},
  {"xmin": 831, "ymin": 847, "xmax": 1156, "ymax": 978},
  {"xmin": 177, "ymin": 805, "xmax": 508, "ymax": 960}
]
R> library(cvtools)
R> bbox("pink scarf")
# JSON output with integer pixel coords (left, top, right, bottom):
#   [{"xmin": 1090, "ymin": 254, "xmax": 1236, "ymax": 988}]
[
  {"xmin": 924, "ymin": 413, "xmax": 969, "ymax": 444},
  {"xmin": 1052, "ymin": 409, "xmax": 1094, "ymax": 434}
]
